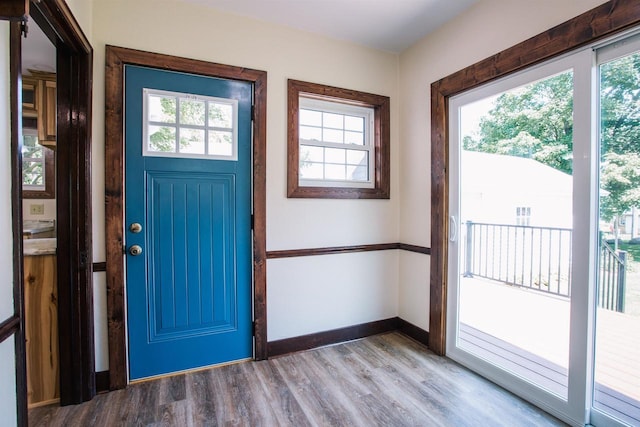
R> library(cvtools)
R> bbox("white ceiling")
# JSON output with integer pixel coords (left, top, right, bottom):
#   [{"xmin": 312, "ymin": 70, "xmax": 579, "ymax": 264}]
[
  {"xmin": 20, "ymin": 0, "xmax": 478, "ymax": 72},
  {"xmin": 181, "ymin": 0, "xmax": 479, "ymax": 53},
  {"xmin": 22, "ymin": 20, "xmax": 56, "ymax": 74}
]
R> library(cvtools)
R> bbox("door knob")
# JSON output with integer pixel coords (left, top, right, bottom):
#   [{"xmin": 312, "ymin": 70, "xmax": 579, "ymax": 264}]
[
  {"xmin": 129, "ymin": 245, "xmax": 143, "ymax": 256},
  {"xmin": 129, "ymin": 223, "xmax": 143, "ymax": 233}
]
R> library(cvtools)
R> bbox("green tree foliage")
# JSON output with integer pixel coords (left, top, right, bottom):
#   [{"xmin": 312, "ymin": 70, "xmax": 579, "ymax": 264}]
[
  {"xmin": 600, "ymin": 153, "xmax": 640, "ymax": 221},
  {"xmin": 600, "ymin": 54, "xmax": 640, "ymax": 222},
  {"xmin": 465, "ymin": 71, "xmax": 574, "ymax": 174},
  {"xmin": 464, "ymin": 54, "xmax": 640, "ymax": 223}
]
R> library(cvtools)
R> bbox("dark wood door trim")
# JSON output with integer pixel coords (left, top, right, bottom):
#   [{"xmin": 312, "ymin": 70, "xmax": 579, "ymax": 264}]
[
  {"xmin": 0, "ymin": 0, "xmax": 28, "ymax": 20},
  {"xmin": 430, "ymin": 0, "xmax": 640, "ymax": 356},
  {"xmin": 104, "ymin": 45, "xmax": 268, "ymax": 390},
  {"xmin": 28, "ymin": 0, "xmax": 95, "ymax": 406},
  {"xmin": 9, "ymin": 19, "xmax": 28, "ymax": 427}
]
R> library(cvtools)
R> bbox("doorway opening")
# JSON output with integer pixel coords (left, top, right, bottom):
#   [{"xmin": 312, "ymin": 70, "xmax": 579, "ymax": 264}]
[{"xmin": 20, "ymin": 17, "xmax": 59, "ymax": 409}]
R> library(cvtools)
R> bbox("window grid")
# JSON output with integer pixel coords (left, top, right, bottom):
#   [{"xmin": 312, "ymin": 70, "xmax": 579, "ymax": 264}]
[
  {"xmin": 143, "ymin": 89, "xmax": 238, "ymax": 160},
  {"xmin": 22, "ymin": 131, "xmax": 46, "ymax": 190},
  {"xmin": 298, "ymin": 98, "xmax": 374, "ymax": 188}
]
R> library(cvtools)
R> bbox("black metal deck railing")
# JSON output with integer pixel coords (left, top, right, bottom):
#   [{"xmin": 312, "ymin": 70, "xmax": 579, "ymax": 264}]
[
  {"xmin": 599, "ymin": 239, "xmax": 627, "ymax": 312},
  {"xmin": 463, "ymin": 221, "xmax": 626, "ymax": 312}
]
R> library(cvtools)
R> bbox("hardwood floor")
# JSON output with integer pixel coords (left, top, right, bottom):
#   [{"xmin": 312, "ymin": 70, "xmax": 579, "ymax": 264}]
[{"xmin": 29, "ymin": 332, "xmax": 565, "ymax": 426}]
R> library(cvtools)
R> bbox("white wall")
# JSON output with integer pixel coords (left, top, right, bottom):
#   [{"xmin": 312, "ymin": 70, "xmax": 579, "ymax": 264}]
[
  {"xmin": 22, "ymin": 198, "xmax": 56, "ymax": 221},
  {"xmin": 0, "ymin": 337, "xmax": 17, "ymax": 427},
  {"xmin": 0, "ymin": 20, "xmax": 18, "ymax": 427},
  {"xmin": 65, "ymin": 0, "xmax": 93, "ymax": 44},
  {"xmin": 397, "ymin": 0, "xmax": 609, "ymax": 331},
  {"xmin": 91, "ymin": 0, "xmax": 400, "ymax": 361}
]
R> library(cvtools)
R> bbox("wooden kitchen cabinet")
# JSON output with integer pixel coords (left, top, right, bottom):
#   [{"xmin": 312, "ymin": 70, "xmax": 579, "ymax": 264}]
[
  {"xmin": 24, "ymin": 254, "xmax": 59, "ymax": 407},
  {"xmin": 22, "ymin": 72, "xmax": 57, "ymax": 148},
  {"xmin": 22, "ymin": 77, "xmax": 37, "ymax": 116},
  {"xmin": 40, "ymin": 79, "xmax": 57, "ymax": 143}
]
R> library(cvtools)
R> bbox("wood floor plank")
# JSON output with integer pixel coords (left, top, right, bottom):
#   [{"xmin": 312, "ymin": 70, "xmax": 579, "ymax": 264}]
[
  {"xmin": 272, "ymin": 353, "xmax": 356, "ymax": 426},
  {"xmin": 29, "ymin": 332, "xmax": 566, "ymax": 426},
  {"xmin": 185, "ymin": 369, "xmax": 220, "ymax": 425}
]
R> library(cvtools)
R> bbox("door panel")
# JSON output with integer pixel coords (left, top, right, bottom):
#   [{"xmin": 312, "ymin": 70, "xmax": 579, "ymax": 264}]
[
  {"xmin": 125, "ymin": 65, "xmax": 252, "ymax": 380},
  {"xmin": 149, "ymin": 172, "xmax": 236, "ymax": 340}
]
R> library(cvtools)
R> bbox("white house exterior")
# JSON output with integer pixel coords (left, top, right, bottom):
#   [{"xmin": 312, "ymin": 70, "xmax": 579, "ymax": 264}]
[{"xmin": 461, "ymin": 150, "xmax": 573, "ymax": 229}]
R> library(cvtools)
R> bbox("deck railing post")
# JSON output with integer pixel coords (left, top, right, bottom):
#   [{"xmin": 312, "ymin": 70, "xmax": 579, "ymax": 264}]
[
  {"xmin": 617, "ymin": 251, "xmax": 627, "ymax": 313},
  {"xmin": 464, "ymin": 221, "xmax": 473, "ymax": 277}
]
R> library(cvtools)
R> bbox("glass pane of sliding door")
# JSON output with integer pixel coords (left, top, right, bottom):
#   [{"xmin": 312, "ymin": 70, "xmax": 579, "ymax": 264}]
[
  {"xmin": 446, "ymin": 52, "xmax": 592, "ymax": 423},
  {"xmin": 593, "ymin": 41, "xmax": 640, "ymax": 426},
  {"xmin": 456, "ymin": 69, "xmax": 573, "ymax": 397}
]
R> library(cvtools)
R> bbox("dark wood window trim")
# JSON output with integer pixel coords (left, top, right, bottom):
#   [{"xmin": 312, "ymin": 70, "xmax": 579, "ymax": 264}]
[
  {"xmin": 430, "ymin": 0, "xmax": 640, "ymax": 356},
  {"xmin": 105, "ymin": 45, "xmax": 267, "ymax": 390},
  {"xmin": 287, "ymin": 79, "xmax": 390, "ymax": 199},
  {"xmin": 22, "ymin": 142, "xmax": 55, "ymax": 199}
]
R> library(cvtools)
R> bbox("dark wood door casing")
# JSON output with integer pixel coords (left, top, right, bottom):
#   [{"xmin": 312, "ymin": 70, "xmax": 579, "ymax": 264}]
[
  {"xmin": 8, "ymin": 19, "xmax": 28, "ymax": 427},
  {"xmin": 2, "ymin": 0, "xmax": 93, "ymax": 420},
  {"xmin": 104, "ymin": 46, "xmax": 268, "ymax": 390},
  {"xmin": 0, "ymin": 0, "xmax": 28, "ymax": 20},
  {"xmin": 430, "ymin": 0, "xmax": 640, "ymax": 356},
  {"xmin": 26, "ymin": 0, "xmax": 95, "ymax": 406}
]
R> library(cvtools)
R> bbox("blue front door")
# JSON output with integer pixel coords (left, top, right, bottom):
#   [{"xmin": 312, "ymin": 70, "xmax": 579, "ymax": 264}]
[{"xmin": 125, "ymin": 65, "xmax": 253, "ymax": 380}]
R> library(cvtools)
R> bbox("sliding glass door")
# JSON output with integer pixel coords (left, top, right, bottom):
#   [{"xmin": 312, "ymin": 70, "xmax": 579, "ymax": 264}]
[
  {"xmin": 591, "ymin": 36, "xmax": 640, "ymax": 427},
  {"xmin": 449, "ymin": 33, "xmax": 640, "ymax": 426},
  {"xmin": 448, "ymin": 50, "xmax": 594, "ymax": 424}
]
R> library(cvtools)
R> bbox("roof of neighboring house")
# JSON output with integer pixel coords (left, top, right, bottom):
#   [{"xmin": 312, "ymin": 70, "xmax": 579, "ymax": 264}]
[{"xmin": 461, "ymin": 150, "xmax": 572, "ymax": 197}]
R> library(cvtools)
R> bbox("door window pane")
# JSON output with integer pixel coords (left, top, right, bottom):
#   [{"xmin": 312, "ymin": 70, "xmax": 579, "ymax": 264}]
[
  {"xmin": 179, "ymin": 98, "xmax": 205, "ymax": 126},
  {"xmin": 209, "ymin": 102, "xmax": 233, "ymax": 128},
  {"xmin": 179, "ymin": 129, "xmax": 205, "ymax": 154},
  {"xmin": 148, "ymin": 95, "xmax": 176, "ymax": 123},
  {"xmin": 148, "ymin": 125, "xmax": 177, "ymax": 153}
]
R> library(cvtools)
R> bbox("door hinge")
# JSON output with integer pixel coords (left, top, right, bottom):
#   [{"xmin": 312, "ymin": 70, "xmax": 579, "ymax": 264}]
[
  {"xmin": 251, "ymin": 105, "xmax": 255, "ymax": 121},
  {"xmin": 79, "ymin": 251, "xmax": 88, "ymax": 269},
  {"xmin": 251, "ymin": 214, "xmax": 254, "ymax": 230},
  {"xmin": 252, "ymin": 321, "xmax": 256, "ymax": 336},
  {"xmin": 20, "ymin": 20, "xmax": 28, "ymax": 38}
]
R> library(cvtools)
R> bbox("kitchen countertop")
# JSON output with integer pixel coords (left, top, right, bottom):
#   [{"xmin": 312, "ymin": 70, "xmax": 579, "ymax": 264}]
[
  {"xmin": 23, "ymin": 220, "xmax": 55, "ymax": 237},
  {"xmin": 23, "ymin": 238, "xmax": 56, "ymax": 256}
]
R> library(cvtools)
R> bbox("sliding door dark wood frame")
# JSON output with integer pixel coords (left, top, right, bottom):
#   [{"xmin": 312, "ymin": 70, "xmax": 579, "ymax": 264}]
[
  {"xmin": 104, "ymin": 46, "xmax": 268, "ymax": 390},
  {"xmin": 430, "ymin": 0, "xmax": 640, "ymax": 356}
]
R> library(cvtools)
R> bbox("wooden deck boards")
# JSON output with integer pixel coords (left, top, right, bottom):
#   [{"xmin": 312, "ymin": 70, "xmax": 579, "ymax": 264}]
[
  {"xmin": 28, "ymin": 333, "xmax": 564, "ymax": 426},
  {"xmin": 460, "ymin": 277, "xmax": 640, "ymax": 425}
]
